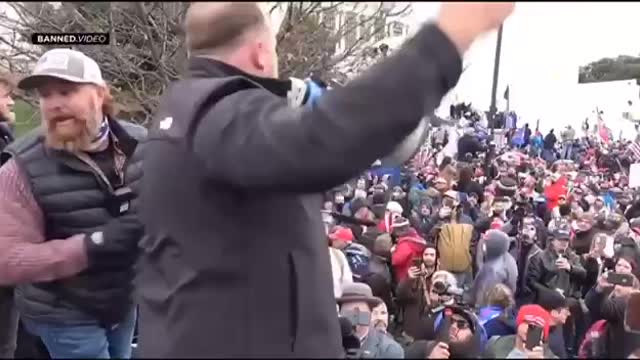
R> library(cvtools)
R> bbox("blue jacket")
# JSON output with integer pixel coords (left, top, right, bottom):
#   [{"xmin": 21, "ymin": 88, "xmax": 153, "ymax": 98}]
[{"xmin": 478, "ymin": 306, "xmax": 516, "ymax": 339}]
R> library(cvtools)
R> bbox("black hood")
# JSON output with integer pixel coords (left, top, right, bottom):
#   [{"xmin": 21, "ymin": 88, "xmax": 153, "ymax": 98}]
[{"xmin": 433, "ymin": 308, "xmax": 483, "ymax": 359}]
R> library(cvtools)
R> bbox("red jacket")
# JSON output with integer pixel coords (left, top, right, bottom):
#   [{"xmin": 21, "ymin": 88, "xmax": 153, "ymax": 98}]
[
  {"xmin": 544, "ymin": 177, "xmax": 568, "ymax": 210},
  {"xmin": 391, "ymin": 228, "xmax": 427, "ymax": 283},
  {"xmin": 377, "ymin": 212, "xmax": 394, "ymax": 233}
]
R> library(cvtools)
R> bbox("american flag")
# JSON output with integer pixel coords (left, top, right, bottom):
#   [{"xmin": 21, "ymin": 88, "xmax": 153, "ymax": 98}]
[{"xmin": 628, "ymin": 141, "xmax": 640, "ymax": 162}]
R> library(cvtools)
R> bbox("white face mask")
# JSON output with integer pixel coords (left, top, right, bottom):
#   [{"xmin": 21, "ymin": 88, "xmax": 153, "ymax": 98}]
[{"xmin": 439, "ymin": 207, "xmax": 452, "ymax": 218}]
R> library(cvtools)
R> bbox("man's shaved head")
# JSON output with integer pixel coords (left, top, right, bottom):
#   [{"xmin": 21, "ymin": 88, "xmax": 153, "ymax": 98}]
[{"xmin": 185, "ymin": 2, "xmax": 268, "ymax": 55}]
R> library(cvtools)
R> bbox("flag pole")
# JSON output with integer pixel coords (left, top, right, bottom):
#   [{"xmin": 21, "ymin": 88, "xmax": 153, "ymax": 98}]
[{"xmin": 488, "ymin": 24, "xmax": 504, "ymax": 137}]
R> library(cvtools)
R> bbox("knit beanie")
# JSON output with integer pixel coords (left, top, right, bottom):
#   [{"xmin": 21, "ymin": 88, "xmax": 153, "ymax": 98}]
[
  {"xmin": 391, "ymin": 216, "xmax": 410, "ymax": 233},
  {"xmin": 495, "ymin": 176, "xmax": 518, "ymax": 198},
  {"xmin": 537, "ymin": 287, "xmax": 571, "ymax": 313},
  {"xmin": 386, "ymin": 201, "xmax": 404, "ymax": 215}
]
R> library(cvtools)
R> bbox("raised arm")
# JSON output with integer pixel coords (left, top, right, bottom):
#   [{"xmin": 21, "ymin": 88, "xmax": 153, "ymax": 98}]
[
  {"xmin": 194, "ymin": 24, "xmax": 463, "ymax": 191},
  {"xmin": 193, "ymin": 3, "xmax": 515, "ymax": 191}
]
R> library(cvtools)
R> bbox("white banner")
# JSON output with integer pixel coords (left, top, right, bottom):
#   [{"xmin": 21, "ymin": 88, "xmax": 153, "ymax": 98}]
[{"xmin": 629, "ymin": 163, "xmax": 640, "ymax": 188}]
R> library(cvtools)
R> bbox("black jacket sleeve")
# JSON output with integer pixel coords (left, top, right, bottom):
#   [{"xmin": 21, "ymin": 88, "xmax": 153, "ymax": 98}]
[
  {"xmin": 583, "ymin": 257, "xmax": 601, "ymax": 293},
  {"xmin": 396, "ymin": 278, "xmax": 420, "ymax": 305},
  {"xmin": 584, "ymin": 287, "xmax": 604, "ymax": 323},
  {"xmin": 527, "ymin": 254, "xmax": 547, "ymax": 294},
  {"xmin": 568, "ymin": 253, "xmax": 587, "ymax": 282},
  {"xmin": 599, "ymin": 296, "xmax": 625, "ymax": 322},
  {"xmin": 193, "ymin": 24, "xmax": 462, "ymax": 191}
]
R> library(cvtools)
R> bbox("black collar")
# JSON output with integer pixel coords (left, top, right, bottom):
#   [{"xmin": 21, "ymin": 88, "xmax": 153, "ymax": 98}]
[
  {"xmin": 107, "ymin": 117, "xmax": 138, "ymax": 157},
  {"xmin": 187, "ymin": 56, "xmax": 291, "ymax": 98}
]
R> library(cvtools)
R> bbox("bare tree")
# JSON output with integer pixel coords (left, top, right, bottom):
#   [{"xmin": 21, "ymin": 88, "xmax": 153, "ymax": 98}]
[
  {"xmin": 0, "ymin": 1, "xmax": 410, "ymax": 128},
  {"xmin": 0, "ymin": 2, "xmax": 188, "ymax": 125},
  {"xmin": 274, "ymin": 2, "xmax": 412, "ymax": 84}
]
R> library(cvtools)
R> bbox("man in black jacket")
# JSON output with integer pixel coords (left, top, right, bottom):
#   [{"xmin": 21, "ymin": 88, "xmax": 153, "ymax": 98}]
[
  {"xmin": 457, "ymin": 128, "xmax": 485, "ymax": 161},
  {"xmin": 527, "ymin": 226, "xmax": 587, "ymax": 302},
  {"xmin": 136, "ymin": 2, "xmax": 514, "ymax": 358}
]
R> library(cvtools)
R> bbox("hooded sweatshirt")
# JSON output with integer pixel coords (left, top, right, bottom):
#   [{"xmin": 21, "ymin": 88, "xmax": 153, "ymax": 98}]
[
  {"xmin": 469, "ymin": 230, "xmax": 518, "ymax": 306},
  {"xmin": 430, "ymin": 308, "xmax": 485, "ymax": 358},
  {"xmin": 391, "ymin": 228, "xmax": 427, "ymax": 283}
]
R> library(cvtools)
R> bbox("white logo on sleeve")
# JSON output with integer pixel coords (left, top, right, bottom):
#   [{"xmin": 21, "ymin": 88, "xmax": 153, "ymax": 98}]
[
  {"xmin": 159, "ymin": 117, "xmax": 173, "ymax": 130},
  {"xmin": 90, "ymin": 231, "xmax": 104, "ymax": 245}
]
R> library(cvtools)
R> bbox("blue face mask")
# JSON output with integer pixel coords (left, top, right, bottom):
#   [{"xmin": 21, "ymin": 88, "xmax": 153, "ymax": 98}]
[{"xmin": 89, "ymin": 117, "xmax": 110, "ymax": 147}]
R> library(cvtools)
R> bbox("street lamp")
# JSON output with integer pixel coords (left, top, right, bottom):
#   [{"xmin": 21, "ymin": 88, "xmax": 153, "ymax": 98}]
[{"xmin": 488, "ymin": 24, "xmax": 504, "ymax": 136}]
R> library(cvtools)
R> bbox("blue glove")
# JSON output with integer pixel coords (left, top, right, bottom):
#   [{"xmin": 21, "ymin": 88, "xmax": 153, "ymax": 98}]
[
  {"xmin": 305, "ymin": 79, "xmax": 325, "ymax": 108},
  {"xmin": 287, "ymin": 77, "xmax": 327, "ymax": 108}
]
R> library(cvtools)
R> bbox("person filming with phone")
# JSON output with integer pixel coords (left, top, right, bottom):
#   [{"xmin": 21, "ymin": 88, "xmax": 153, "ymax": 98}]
[
  {"xmin": 338, "ymin": 283, "xmax": 404, "ymax": 359},
  {"xmin": 483, "ymin": 304, "xmax": 557, "ymax": 358},
  {"xmin": 584, "ymin": 250, "xmax": 640, "ymax": 358},
  {"xmin": 405, "ymin": 306, "xmax": 483, "ymax": 359},
  {"xmin": 396, "ymin": 244, "xmax": 439, "ymax": 341},
  {"xmin": 527, "ymin": 225, "xmax": 586, "ymax": 302}
]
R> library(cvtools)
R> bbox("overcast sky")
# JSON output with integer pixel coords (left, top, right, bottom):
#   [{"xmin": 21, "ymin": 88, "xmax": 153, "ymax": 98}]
[{"xmin": 408, "ymin": 2, "xmax": 640, "ymax": 133}]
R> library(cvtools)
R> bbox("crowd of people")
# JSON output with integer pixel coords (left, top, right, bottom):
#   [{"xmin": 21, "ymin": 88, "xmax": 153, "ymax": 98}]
[
  {"xmin": 6, "ymin": 1, "xmax": 640, "ymax": 359},
  {"xmin": 324, "ymin": 120, "xmax": 640, "ymax": 358}
]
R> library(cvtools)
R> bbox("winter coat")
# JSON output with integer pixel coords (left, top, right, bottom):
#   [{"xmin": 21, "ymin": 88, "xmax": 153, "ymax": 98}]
[
  {"xmin": 527, "ymin": 248, "xmax": 587, "ymax": 299},
  {"xmin": 360, "ymin": 328, "xmax": 404, "ymax": 358},
  {"xmin": 392, "ymin": 229, "xmax": 427, "ymax": 283},
  {"xmin": 136, "ymin": 23, "xmax": 465, "ymax": 358},
  {"xmin": 457, "ymin": 134, "xmax": 484, "ymax": 161},
  {"xmin": 478, "ymin": 306, "xmax": 516, "ymax": 338},
  {"xmin": 396, "ymin": 271, "xmax": 436, "ymax": 339},
  {"xmin": 514, "ymin": 242, "xmax": 543, "ymax": 303},
  {"xmin": 431, "ymin": 309, "xmax": 484, "ymax": 358},
  {"xmin": 470, "ymin": 233, "xmax": 518, "ymax": 306},
  {"xmin": 544, "ymin": 132, "xmax": 557, "ymax": 150},
  {"xmin": 584, "ymin": 287, "xmax": 640, "ymax": 358}
]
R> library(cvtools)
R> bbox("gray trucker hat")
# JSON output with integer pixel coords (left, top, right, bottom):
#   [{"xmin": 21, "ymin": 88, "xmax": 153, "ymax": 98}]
[{"xmin": 18, "ymin": 48, "xmax": 105, "ymax": 90}]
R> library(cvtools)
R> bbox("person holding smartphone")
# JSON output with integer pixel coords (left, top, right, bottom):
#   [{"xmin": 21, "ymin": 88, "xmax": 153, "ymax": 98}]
[
  {"xmin": 405, "ymin": 307, "xmax": 483, "ymax": 359},
  {"xmin": 584, "ymin": 252, "xmax": 640, "ymax": 358},
  {"xmin": 396, "ymin": 244, "xmax": 439, "ymax": 341},
  {"xmin": 483, "ymin": 304, "xmax": 556, "ymax": 359}
]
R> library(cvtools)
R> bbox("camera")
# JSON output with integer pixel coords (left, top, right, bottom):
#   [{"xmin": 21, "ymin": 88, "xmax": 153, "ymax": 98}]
[{"xmin": 432, "ymin": 279, "xmax": 465, "ymax": 298}]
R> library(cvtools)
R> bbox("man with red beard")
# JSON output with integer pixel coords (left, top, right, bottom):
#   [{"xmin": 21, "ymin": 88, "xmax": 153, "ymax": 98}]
[{"xmin": 0, "ymin": 49, "xmax": 145, "ymax": 358}]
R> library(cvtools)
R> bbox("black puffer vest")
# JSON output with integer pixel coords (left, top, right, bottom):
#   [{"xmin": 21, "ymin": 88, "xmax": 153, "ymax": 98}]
[{"xmin": 0, "ymin": 118, "xmax": 146, "ymax": 326}]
